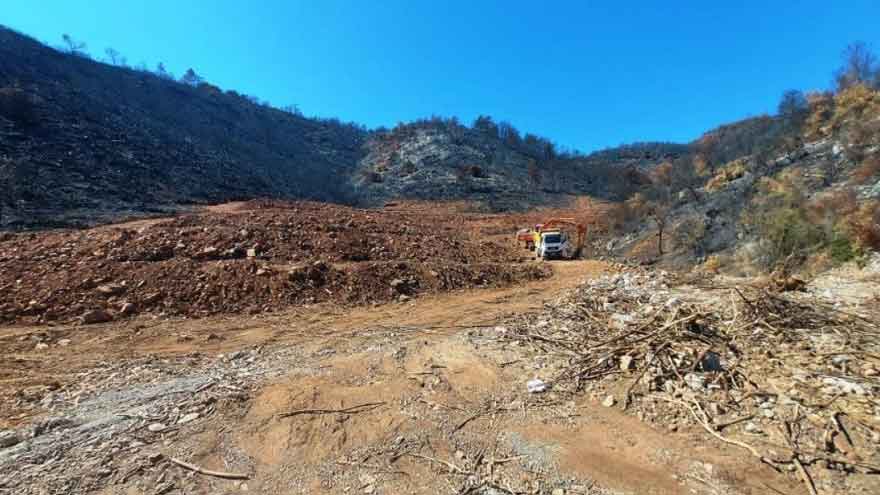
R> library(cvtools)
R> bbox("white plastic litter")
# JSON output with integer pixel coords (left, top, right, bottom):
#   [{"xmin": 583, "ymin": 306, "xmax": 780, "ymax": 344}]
[{"xmin": 526, "ymin": 378, "xmax": 548, "ymax": 393}]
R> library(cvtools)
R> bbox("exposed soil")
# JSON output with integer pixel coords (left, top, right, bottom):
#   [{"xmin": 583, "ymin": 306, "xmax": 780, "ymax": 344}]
[
  {"xmin": 0, "ymin": 258, "xmax": 801, "ymax": 495},
  {"xmin": 0, "ymin": 200, "xmax": 549, "ymax": 325},
  {"xmin": 0, "ymin": 203, "xmax": 829, "ymax": 494}
]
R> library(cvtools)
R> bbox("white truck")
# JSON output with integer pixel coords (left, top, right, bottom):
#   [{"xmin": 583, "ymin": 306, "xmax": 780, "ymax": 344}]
[{"xmin": 535, "ymin": 231, "xmax": 574, "ymax": 260}]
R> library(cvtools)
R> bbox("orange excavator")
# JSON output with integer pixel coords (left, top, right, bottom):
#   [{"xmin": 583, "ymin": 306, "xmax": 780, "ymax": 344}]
[{"xmin": 516, "ymin": 218, "xmax": 586, "ymax": 259}]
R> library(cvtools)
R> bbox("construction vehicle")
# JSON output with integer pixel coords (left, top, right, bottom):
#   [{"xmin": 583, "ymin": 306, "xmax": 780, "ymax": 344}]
[{"xmin": 516, "ymin": 218, "xmax": 586, "ymax": 260}]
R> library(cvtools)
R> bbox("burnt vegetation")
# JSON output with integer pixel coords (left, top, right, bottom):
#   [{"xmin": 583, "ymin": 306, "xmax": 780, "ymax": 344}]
[
  {"xmin": 2, "ymin": 23, "xmax": 880, "ymax": 280},
  {"xmin": 0, "ymin": 26, "xmax": 367, "ymax": 228}
]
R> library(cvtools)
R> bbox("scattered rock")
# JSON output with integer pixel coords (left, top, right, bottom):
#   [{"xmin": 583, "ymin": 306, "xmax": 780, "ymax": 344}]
[
  {"xmin": 610, "ymin": 313, "xmax": 635, "ymax": 329},
  {"xmin": 821, "ymin": 377, "xmax": 868, "ymax": 396},
  {"xmin": 32, "ymin": 417, "xmax": 75, "ymax": 437},
  {"xmin": 390, "ymin": 278, "xmax": 407, "ymax": 293},
  {"xmin": 80, "ymin": 309, "xmax": 113, "ymax": 325},
  {"xmin": 96, "ymin": 284, "xmax": 126, "ymax": 296},
  {"xmin": 602, "ymin": 395, "xmax": 616, "ymax": 407},
  {"xmin": 147, "ymin": 423, "xmax": 166, "ymax": 433},
  {"xmin": 619, "ymin": 355, "xmax": 635, "ymax": 371},
  {"xmin": 0, "ymin": 430, "xmax": 21, "ymax": 448},
  {"xmin": 698, "ymin": 351, "xmax": 723, "ymax": 372},
  {"xmin": 119, "ymin": 302, "xmax": 137, "ymax": 316},
  {"xmin": 35, "ymin": 342, "xmax": 49, "ymax": 351},
  {"xmin": 177, "ymin": 413, "xmax": 199, "ymax": 425},
  {"xmin": 683, "ymin": 373, "xmax": 705, "ymax": 391}
]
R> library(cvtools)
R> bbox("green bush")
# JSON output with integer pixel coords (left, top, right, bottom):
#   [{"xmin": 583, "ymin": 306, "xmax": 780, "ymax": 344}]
[
  {"xmin": 828, "ymin": 234, "xmax": 856, "ymax": 264},
  {"xmin": 754, "ymin": 206, "xmax": 825, "ymax": 267}
]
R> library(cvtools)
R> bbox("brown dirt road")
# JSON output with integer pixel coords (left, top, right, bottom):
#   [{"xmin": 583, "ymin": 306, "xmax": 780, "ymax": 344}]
[
  {"xmin": 2, "ymin": 257, "xmax": 801, "ymax": 494},
  {"xmin": 0, "ymin": 260, "xmax": 605, "ymax": 424}
]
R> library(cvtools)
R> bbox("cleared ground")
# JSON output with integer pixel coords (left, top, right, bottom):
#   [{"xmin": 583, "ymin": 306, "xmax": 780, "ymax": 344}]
[{"xmin": 0, "ymin": 203, "xmax": 809, "ymax": 494}]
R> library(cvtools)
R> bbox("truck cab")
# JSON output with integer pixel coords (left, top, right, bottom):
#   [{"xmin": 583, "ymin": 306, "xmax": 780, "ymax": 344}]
[{"xmin": 536, "ymin": 230, "xmax": 569, "ymax": 259}]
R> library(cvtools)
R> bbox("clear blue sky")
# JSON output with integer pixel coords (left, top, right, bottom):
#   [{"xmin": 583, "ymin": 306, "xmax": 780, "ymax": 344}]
[{"xmin": 4, "ymin": 1, "xmax": 879, "ymax": 152}]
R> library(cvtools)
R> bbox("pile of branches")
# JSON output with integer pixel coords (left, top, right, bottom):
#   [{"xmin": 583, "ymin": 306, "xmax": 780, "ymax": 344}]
[{"xmin": 502, "ymin": 269, "xmax": 880, "ymax": 493}]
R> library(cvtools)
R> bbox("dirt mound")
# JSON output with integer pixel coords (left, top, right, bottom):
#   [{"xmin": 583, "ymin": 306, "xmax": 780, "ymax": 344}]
[{"xmin": 0, "ymin": 201, "xmax": 549, "ymax": 324}]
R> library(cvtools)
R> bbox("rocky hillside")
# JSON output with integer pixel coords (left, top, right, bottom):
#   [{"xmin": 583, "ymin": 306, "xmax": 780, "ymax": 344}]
[
  {"xmin": 609, "ymin": 84, "xmax": 880, "ymax": 275},
  {"xmin": 0, "ymin": 26, "xmax": 684, "ymax": 226},
  {"xmin": 0, "ymin": 26, "xmax": 367, "ymax": 228},
  {"xmin": 352, "ymin": 119, "xmax": 682, "ymax": 210}
]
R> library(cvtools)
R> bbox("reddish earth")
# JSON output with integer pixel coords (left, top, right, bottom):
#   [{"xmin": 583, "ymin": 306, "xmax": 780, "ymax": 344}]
[
  {"xmin": 0, "ymin": 201, "xmax": 804, "ymax": 495},
  {"xmin": 0, "ymin": 200, "xmax": 549, "ymax": 325}
]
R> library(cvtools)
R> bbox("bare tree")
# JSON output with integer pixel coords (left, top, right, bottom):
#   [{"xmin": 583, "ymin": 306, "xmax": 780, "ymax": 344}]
[
  {"xmin": 473, "ymin": 115, "xmax": 497, "ymax": 136},
  {"xmin": 543, "ymin": 141, "xmax": 556, "ymax": 161},
  {"xmin": 835, "ymin": 41, "xmax": 879, "ymax": 91},
  {"xmin": 670, "ymin": 157, "xmax": 701, "ymax": 201},
  {"xmin": 61, "ymin": 34, "xmax": 88, "ymax": 57},
  {"xmin": 281, "ymin": 104, "xmax": 302, "ymax": 116},
  {"xmin": 155, "ymin": 62, "xmax": 173, "ymax": 80},
  {"xmin": 105, "ymin": 47, "xmax": 119, "ymax": 64},
  {"xmin": 777, "ymin": 89, "xmax": 808, "ymax": 125},
  {"xmin": 527, "ymin": 159, "xmax": 541, "ymax": 189},
  {"xmin": 180, "ymin": 68, "xmax": 204, "ymax": 86},
  {"xmin": 104, "ymin": 47, "xmax": 126, "ymax": 66},
  {"xmin": 645, "ymin": 163, "xmax": 674, "ymax": 256},
  {"xmin": 648, "ymin": 202, "xmax": 671, "ymax": 256},
  {"xmin": 497, "ymin": 121, "xmax": 521, "ymax": 146}
]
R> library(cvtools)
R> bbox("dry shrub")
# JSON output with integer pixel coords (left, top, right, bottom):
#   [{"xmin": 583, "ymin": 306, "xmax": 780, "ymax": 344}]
[
  {"xmin": 705, "ymin": 159, "xmax": 748, "ymax": 192},
  {"xmin": 197, "ymin": 82, "xmax": 222, "ymax": 96},
  {"xmin": 458, "ymin": 164, "xmax": 486, "ymax": 179},
  {"xmin": 605, "ymin": 202, "xmax": 632, "ymax": 233},
  {"xmin": 852, "ymin": 155, "xmax": 880, "ymax": 184},
  {"xmin": 804, "ymin": 91, "xmax": 834, "ymax": 139},
  {"xmin": 693, "ymin": 154, "xmax": 711, "ymax": 176},
  {"xmin": 848, "ymin": 200, "xmax": 880, "ymax": 250},
  {"xmin": 807, "ymin": 189, "xmax": 858, "ymax": 228},
  {"xmin": 831, "ymin": 85, "xmax": 880, "ymax": 138},
  {"xmin": 803, "ymin": 251, "xmax": 835, "ymax": 275},
  {"xmin": 673, "ymin": 216, "xmax": 707, "ymax": 254},
  {"xmin": 0, "ymin": 86, "xmax": 37, "ymax": 126},
  {"xmin": 743, "ymin": 170, "xmax": 824, "ymax": 268},
  {"xmin": 701, "ymin": 255, "xmax": 723, "ymax": 274},
  {"xmin": 360, "ymin": 169, "xmax": 383, "ymax": 183},
  {"xmin": 400, "ymin": 161, "xmax": 416, "ymax": 176}
]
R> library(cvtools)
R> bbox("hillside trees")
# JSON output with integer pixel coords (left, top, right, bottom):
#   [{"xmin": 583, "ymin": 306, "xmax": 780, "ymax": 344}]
[
  {"xmin": 103, "ymin": 47, "xmax": 126, "ymax": 66},
  {"xmin": 778, "ymin": 89, "xmax": 809, "ymax": 133},
  {"xmin": 180, "ymin": 68, "xmax": 204, "ymax": 86},
  {"xmin": 473, "ymin": 115, "xmax": 497, "ymax": 136},
  {"xmin": 60, "ymin": 34, "xmax": 87, "ymax": 57},
  {"xmin": 835, "ymin": 41, "xmax": 879, "ymax": 91},
  {"xmin": 155, "ymin": 62, "xmax": 173, "ymax": 80},
  {"xmin": 643, "ymin": 162, "xmax": 675, "ymax": 256}
]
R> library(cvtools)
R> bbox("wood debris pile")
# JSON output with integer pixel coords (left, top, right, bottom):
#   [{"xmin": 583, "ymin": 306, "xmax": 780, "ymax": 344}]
[{"xmin": 503, "ymin": 269, "xmax": 880, "ymax": 494}]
